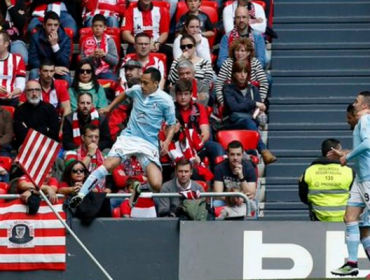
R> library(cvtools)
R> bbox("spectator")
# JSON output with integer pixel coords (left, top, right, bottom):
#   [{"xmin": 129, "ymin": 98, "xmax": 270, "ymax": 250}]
[
  {"xmin": 82, "ymin": 0, "xmax": 125, "ymax": 27},
  {"xmin": 174, "ymin": 15, "xmax": 211, "ymax": 62},
  {"xmin": 63, "ymin": 92, "xmax": 111, "ymax": 151},
  {"xmin": 115, "ymin": 178, "xmax": 139, "ymax": 217},
  {"xmin": 28, "ymin": 0, "xmax": 77, "ymax": 37},
  {"xmin": 58, "ymin": 160, "xmax": 89, "ymax": 196},
  {"xmin": 81, "ymin": 14, "xmax": 119, "ymax": 81},
  {"xmin": 68, "ymin": 59, "xmax": 108, "ymax": 111},
  {"xmin": 347, "ymin": 104, "xmax": 357, "ymax": 131},
  {"xmin": 217, "ymin": 6, "xmax": 266, "ymax": 69},
  {"xmin": 28, "ymin": 11, "xmax": 71, "ymax": 84},
  {"xmin": 0, "ymin": 105, "xmax": 13, "ymax": 157},
  {"xmin": 174, "ymin": 79, "xmax": 224, "ymax": 172},
  {"xmin": 223, "ymin": 61, "xmax": 276, "ymax": 165},
  {"xmin": 65, "ymin": 124, "xmax": 112, "ymax": 193},
  {"xmin": 19, "ymin": 59, "xmax": 71, "ymax": 124},
  {"xmin": 157, "ymin": 158, "xmax": 204, "ymax": 217},
  {"xmin": 0, "ymin": 0, "xmax": 28, "ymax": 63},
  {"xmin": 299, "ymin": 138, "xmax": 355, "ymax": 222},
  {"xmin": 120, "ymin": 33, "xmax": 165, "ymax": 90},
  {"xmin": 0, "ymin": 31, "xmax": 26, "ymax": 107},
  {"xmin": 14, "ymin": 80, "xmax": 59, "ymax": 147},
  {"xmin": 170, "ymin": 34, "xmax": 214, "ymax": 90},
  {"xmin": 170, "ymin": 60, "xmax": 209, "ymax": 106},
  {"xmin": 121, "ymin": 0, "xmax": 173, "ymax": 71},
  {"xmin": 215, "ymin": 38, "xmax": 268, "ymax": 105},
  {"xmin": 175, "ymin": 0, "xmax": 215, "ymax": 39},
  {"xmin": 223, "ymin": 0, "xmax": 267, "ymax": 34},
  {"xmin": 217, "ymin": 187, "xmax": 247, "ymax": 219},
  {"xmin": 213, "ymin": 140, "xmax": 256, "ymax": 206}
]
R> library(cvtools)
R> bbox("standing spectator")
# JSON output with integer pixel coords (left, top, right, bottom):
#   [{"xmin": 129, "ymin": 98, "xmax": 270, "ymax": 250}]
[
  {"xmin": 223, "ymin": 0, "xmax": 267, "ymax": 34},
  {"xmin": 0, "ymin": 0, "xmax": 28, "ymax": 63},
  {"xmin": 217, "ymin": 6, "xmax": 266, "ymax": 69},
  {"xmin": 121, "ymin": 0, "xmax": 173, "ymax": 71},
  {"xmin": 213, "ymin": 140, "xmax": 256, "ymax": 207},
  {"xmin": 299, "ymin": 138, "xmax": 355, "ymax": 221},
  {"xmin": 175, "ymin": 0, "xmax": 214, "ymax": 39},
  {"xmin": 174, "ymin": 15, "xmax": 211, "ymax": 62},
  {"xmin": 14, "ymin": 80, "xmax": 59, "ymax": 147},
  {"xmin": 0, "ymin": 105, "xmax": 13, "ymax": 157},
  {"xmin": 81, "ymin": 14, "xmax": 118, "ymax": 81},
  {"xmin": 68, "ymin": 59, "xmax": 108, "ymax": 111},
  {"xmin": 215, "ymin": 38, "xmax": 268, "ymax": 105},
  {"xmin": 157, "ymin": 158, "xmax": 204, "ymax": 217},
  {"xmin": 82, "ymin": 0, "xmax": 125, "ymax": 27},
  {"xmin": 222, "ymin": 61, "xmax": 276, "ymax": 165},
  {"xmin": 0, "ymin": 31, "xmax": 26, "ymax": 107},
  {"xmin": 28, "ymin": 11, "xmax": 71, "ymax": 84},
  {"xmin": 120, "ymin": 33, "xmax": 165, "ymax": 90},
  {"xmin": 170, "ymin": 34, "xmax": 214, "ymax": 89},
  {"xmin": 28, "ymin": 0, "xmax": 77, "ymax": 37},
  {"xmin": 63, "ymin": 92, "xmax": 111, "ymax": 151}
]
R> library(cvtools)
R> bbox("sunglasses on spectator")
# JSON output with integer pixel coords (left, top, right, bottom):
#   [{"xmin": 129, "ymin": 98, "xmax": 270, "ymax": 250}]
[
  {"xmin": 180, "ymin": 44, "xmax": 194, "ymax": 50},
  {"xmin": 79, "ymin": 69, "xmax": 92, "ymax": 74},
  {"xmin": 72, "ymin": 169, "xmax": 86, "ymax": 174}
]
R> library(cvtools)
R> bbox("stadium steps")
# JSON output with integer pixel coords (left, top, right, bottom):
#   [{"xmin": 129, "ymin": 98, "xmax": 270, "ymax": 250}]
[{"xmin": 263, "ymin": 0, "xmax": 366, "ymax": 220}]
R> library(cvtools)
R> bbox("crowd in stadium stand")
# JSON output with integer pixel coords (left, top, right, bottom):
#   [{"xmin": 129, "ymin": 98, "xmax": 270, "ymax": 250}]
[{"xmin": 0, "ymin": 0, "xmax": 276, "ymax": 220}]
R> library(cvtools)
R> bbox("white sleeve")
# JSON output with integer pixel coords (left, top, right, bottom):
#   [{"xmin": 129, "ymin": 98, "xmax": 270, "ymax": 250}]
[
  {"xmin": 250, "ymin": 3, "xmax": 267, "ymax": 34},
  {"xmin": 223, "ymin": 5, "xmax": 234, "ymax": 34},
  {"xmin": 197, "ymin": 37, "xmax": 211, "ymax": 63},
  {"xmin": 173, "ymin": 36, "xmax": 182, "ymax": 60},
  {"xmin": 15, "ymin": 76, "xmax": 26, "ymax": 92}
]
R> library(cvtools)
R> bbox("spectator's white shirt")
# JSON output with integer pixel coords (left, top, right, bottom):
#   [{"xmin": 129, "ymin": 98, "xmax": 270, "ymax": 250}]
[{"xmin": 173, "ymin": 35, "xmax": 211, "ymax": 63}]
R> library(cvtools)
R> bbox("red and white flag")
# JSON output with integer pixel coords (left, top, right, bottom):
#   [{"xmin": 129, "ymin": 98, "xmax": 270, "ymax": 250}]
[
  {"xmin": 16, "ymin": 129, "xmax": 61, "ymax": 187},
  {"xmin": 0, "ymin": 199, "xmax": 66, "ymax": 270}
]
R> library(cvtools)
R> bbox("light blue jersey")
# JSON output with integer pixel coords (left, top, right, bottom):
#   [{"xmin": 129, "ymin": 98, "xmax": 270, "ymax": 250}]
[
  {"xmin": 121, "ymin": 85, "xmax": 176, "ymax": 148},
  {"xmin": 347, "ymin": 114, "xmax": 370, "ymax": 182}
]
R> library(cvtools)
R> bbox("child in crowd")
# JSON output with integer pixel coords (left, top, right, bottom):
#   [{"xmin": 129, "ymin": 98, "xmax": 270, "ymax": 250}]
[
  {"xmin": 175, "ymin": 0, "xmax": 215, "ymax": 39},
  {"xmin": 119, "ymin": 178, "xmax": 139, "ymax": 218},
  {"xmin": 81, "ymin": 14, "xmax": 119, "ymax": 81},
  {"xmin": 217, "ymin": 188, "xmax": 247, "ymax": 220}
]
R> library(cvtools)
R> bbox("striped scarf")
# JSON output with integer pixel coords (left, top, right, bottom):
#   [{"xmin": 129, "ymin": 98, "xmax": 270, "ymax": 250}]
[
  {"xmin": 228, "ymin": 27, "xmax": 254, "ymax": 46},
  {"xmin": 72, "ymin": 108, "xmax": 100, "ymax": 146}
]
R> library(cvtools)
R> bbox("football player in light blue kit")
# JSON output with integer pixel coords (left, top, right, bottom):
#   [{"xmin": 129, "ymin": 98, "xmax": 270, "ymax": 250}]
[
  {"xmin": 331, "ymin": 91, "xmax": 370, "ymax": 276},
  {"xmin": 69, "ymin": 68, "xmax": 176, "ymax": 207}
]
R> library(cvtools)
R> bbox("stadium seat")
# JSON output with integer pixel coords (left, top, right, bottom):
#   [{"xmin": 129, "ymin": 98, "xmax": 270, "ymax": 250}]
[
  {"xmin": 2, "ymin": 106, "xmax": 15, "ymax": 118},
  {"xmin": 0, "ymin": 182, "xmax": 9, "ymax": 192},
  {"xmin": 112, "ymin": 207, "xmax": 121, "ymax": 218},
  {"xmin": 216, "ymin": 130, "xmax": 259, "ymax": 151},
  {"xmin": 196, "ymin": 180, "xmax": 208, "ymax": 192},
  {"xmin": 0, "ymin": 157, "xmax": 12, "ymax": 173}
]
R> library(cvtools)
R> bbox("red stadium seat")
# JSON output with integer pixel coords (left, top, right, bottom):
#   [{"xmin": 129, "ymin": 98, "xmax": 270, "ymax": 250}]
[
  {"xmin": 112, "ymin": 207, "xmax": 121, "ymax": 218},
  {"xmin": 2, "ymin": 106, "xmax": 14, "ymax": 118},
  {"xmin": 196, "ymin": 180, "xmax": 208, "ymax": 192},
  {"xmin": 216, "ymin": 130, "xmax": 259, "ymax": 151},
  {"xmin": 0, "ymin": 157, "xmax": 12, "ymax": 173},
  {"xmin": 214, "ymin": 206, "xmax": 225, "ymax": 217},
  {"xmin": 0, "ymin": 182, "xmax": 9, "ymax": 192}
]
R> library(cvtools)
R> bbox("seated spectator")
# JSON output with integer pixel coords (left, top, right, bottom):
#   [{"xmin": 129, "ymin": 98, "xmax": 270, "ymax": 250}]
[
  {"xmin": 58, "ymin": 160, "xmax": 89, "ymax": 196},
  {"xmin": 299, "ymin": 139, "xmax": 355, "ymax": 221},
  {"xmin": 170, "ymin": 60, "xmax": 209, "ymax": 106},
  {"xmin": 213, "ymin": 140, "xmax": 256, "ymax": 207},
  {"xmin": 0, "ymin": 31, "xmax": 26, "ymax": 107},
  {"xmin": 0, "ymin": 0, "xmax": 28, "ymax": 63},
  {"xmin": 174, "ymin": 79, "xmax": 224, "ymax": 171},
  {"xmin": 347, "ymin": 104, "xmax": 357, "ymax": 131},
  {"xmin": 120, "ymin": 33, "xmax": 165, "ymax": 90},
  {"xmin": 216, "ymin": 38, "xmax": 268, "ymax": 105},
  {"xmin": 216, "ymin": 187, "xmax": 247, "ymax": 219},
  {"xmin": 14, "ymin": 80, "xmax": 59, "ymax": 147},
  {"xmin": 157, "ymin": 158, "xmax": 204, "ymax": 217},
  {"xmin": 63, "ymin": 92, "xmax": 111, "ymax": 151},
  {"xmin": 121, "ymin": 0, "xmax": 173, "ymax": 71},
  {"xmin": 82, "ymin": 0, "xmax": 125, "ymax": 27},
  {"xmin": 28, "ymin": 0, "xmax": 77, "ymax": 37},
  {"xmin": 175, "ymin": 0, "xmax": 215, "ymax": 39},
  {"xmin": 223, "ymin": 61, "xmax": 276, "ymax": 165},
  {"xmin": 170, "ymin": 34, "xmax": 214, "ymax": 90},
  {"xmin": 223, "ymin": 0, "xmax": 267, "ymax": 34},
  {"xmin": 0, "ymin": 105, "xmax": 14, "ymax": 157},
  {"xmin": 217, "ymin": 6, "xmax": 266, "ymax": 69},
  {"xmin": 28, "ymin": 11, "xmax": 71, "ymax": 84},
  {"xmin": 116, "ymin": 178, "xmax": 138, "ymax": 217},
  {"xmin": 174, "ymin": 15, "xmax": 211, "ymax": 62},
  {"xmin": 18, "ymin": 169, "xmax": 59, "ymax": 214},
  {"xmin": 19, "ymin": 59, "xmax": 71, "ymax": 123},
  {"xmin": 81, "ymin": 14, "xmax": 119, "ymax": 81},
  {"xmin": 69, "ymin": 59, "xmax": 108, "ymax": 111}
]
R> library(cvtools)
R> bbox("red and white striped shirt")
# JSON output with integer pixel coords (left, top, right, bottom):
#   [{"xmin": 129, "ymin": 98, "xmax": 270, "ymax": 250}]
[
  {"xmin": 82, "ymin": 0, "xmax": 125, "ymax": 20},
  {"xmin": 0, "ymin": 53, "xmax": 26, "ymax": 94},
  {"xmin": 122, "ymin": 4, "xmax": 170, "ymax": 41},
  {"xmin": 32, "ymin": 2, "xmax": 66, "ymax": 19}
]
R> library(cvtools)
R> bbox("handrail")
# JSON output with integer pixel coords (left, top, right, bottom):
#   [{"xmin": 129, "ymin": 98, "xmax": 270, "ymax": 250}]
[{"xmin": 0, "ymin": 192, "xmax": 253, "ymax": 217}]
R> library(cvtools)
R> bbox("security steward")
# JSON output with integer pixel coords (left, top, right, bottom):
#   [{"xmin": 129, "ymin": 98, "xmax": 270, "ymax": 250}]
[{"xmin": 299, "ymin": 138, "xmax": 355, "ymax": 222}]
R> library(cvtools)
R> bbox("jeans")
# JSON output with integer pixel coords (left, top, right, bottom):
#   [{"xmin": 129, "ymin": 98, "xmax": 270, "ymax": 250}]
[
  {"xmin": 10, "ymin": 41, "xmax": 28, "ymax": 64},
  {"xmin": 84, "ymin": 16, "xmax": 119, "ymax": 28},
  {"xmin": 28, "ymin": 11, "xmax": 78, "ymax": 37},
  {"xmin": 30, "ymin": 68, "xmax": 71, "ymax": 85},
  {"xmin": 203, "ymin": 141, "xmax": 225, "ymax": 172},
  {"xmin": 164, "ymin": 0, "xmax": 177, "ymax": 19}
]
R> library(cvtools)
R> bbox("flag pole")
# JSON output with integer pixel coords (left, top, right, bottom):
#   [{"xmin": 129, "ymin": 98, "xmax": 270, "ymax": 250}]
[{"xmin": 20, "ymin": 166, "xmax": 113, "ymax": 280}]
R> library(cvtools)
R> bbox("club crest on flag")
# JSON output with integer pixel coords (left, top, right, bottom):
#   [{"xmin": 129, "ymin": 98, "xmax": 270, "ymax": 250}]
[{"xmin": 7, "ymin": 222, "xmax": 34, "ymax": 247}]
